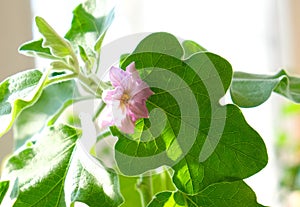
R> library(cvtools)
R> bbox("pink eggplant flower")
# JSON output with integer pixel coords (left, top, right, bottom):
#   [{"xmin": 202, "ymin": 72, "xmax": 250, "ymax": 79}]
[{"xmin": 100, "ymin": 62, "xmax": 153, "ymax": 134}]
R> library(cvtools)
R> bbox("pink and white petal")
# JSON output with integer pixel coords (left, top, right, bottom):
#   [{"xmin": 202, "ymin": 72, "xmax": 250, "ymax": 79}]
[
  {"xmin": 112, "ymin": 87, "xmax": 125, "ymax": 100},
  {"xmin": 122, "ymin": 76, "xmax": 137, "ymax": 93},
  {"xmin": 111, "ymin": 100, "xmax": 127, "ymax": 125},
  {"xmin": 103, "ymin": 87, "xmax": 124, "ymax": 103},
  {"xmin": 126, "ymin": 62, "xmax": 141, "ymax": 82},
  {"xmin": 109, "ymin": 66, "xmax": 129, "ymax": 87},
  {"xmin": 118, "ymin": 115, "xmax": 135, "ymax": 134},
  {"xmin": 111, "ymin": 101, "xmax": 135, "ymax": 134},
  {"xmin": 128, "ymin": 101, "xmax": 149, "ymax": 121},
  {"xmin": 131, "ymin": 86, "xmax": 154, "ymax": 103},
  {"xmin": 128, "ymin": 80, "xmax": 152, "ymax": 98},
  {"xmin": 98, "ymin": 106, "xmax": 114, "ymax": 129},
  {"xmin": 102, "ymin": 90, "xmax": 114, "ymax": 103},
  {"xmin": 126, "ymin": 62, "xmax": 136, "ymax": 73}
]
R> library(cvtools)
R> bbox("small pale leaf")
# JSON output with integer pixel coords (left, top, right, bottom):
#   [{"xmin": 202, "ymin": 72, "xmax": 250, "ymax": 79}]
[
  {"xmin": 18, "ymin": 39, "xmax": 56, "ymax": 59},
  {"xmin": 35, "ymin": 16, "xmax": 75, "ymax": 58}
]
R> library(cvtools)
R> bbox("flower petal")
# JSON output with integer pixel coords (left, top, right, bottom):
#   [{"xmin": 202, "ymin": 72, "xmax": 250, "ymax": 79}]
[
  {"xmin": 126, "ymin": 62, "xmax": 141, "ymax": 82},
  {"xmin": 118, "ymin": 115, "xmax": 135, "ymax": 134},
  {"xmin": 128, "ymin": 101, "xmax": 149, "ymax": 122},
  {"xmin": 111, "ymin": 100, "xmax": 135, "ymax": 134},
  {"xmin": 109, "ymin": 66, "xmax": 129, "ymax": 87},
  {"xmin": 111, "ymin": 100, "xmax": 127, "ymax": 125},
  {"xmin": 122, "ymin": 76, "xmax": 136, "ymax": 94},
  {"xmin": 131, "ymin": 84, "xmax": 154, "ymax": 103},
  {"xmin": 98, "ymin": 106, "xmax": 114, "ymax": 129},
  {"xmin": 126, "ymin": 62, "xmax": 136, "ymax": 73},
  {"xmin": 102, "ymin": 90, "xmax": 113, "ymax": 103},
  {"xmin": 101, "ymin": 62, "xmax": 154, "ymax": 134},
  {"xmin": 103, "ymin": 87, "xmax": 124, "ymax": 104}
]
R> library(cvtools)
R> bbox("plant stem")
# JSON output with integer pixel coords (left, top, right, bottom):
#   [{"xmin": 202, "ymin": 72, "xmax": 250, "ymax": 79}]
[
  {"xmin": 46, "ymin": 68, "xmax": 104, "ymax": 98},
  {"xmin": 137, "ymin": 172, "xmax": 153, "ymax": 207},
  {"xmin": 96, "ymin": 130, "xmax": 111, "ymax": 142},
  {"xmin": 93, "ymin": 101, "xmax": 106, "ymax": 121},
  {"xmin": 77, "ymin": 73, "xmax": 103, "ymax": 98},
  {"xmin": 47, "ymin": 96, "xmax": 94, "ymax": 126},
  {"xmin": 45, "ymin": 73, "xmax": 77, "ymax": 86}
]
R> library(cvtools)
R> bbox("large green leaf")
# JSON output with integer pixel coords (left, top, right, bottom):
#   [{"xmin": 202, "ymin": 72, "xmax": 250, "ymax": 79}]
[
  {"xmin": 133, "ymin": 32, "xmax": 183, "ymax": 58},
  {"xmin": 147, "ymin": 181, "xmax": 263, "ymax": 207},
  {"xmin": 65, "ymin": 143, "xmax": 123, "ymax": 207},
  {"xmin": 112, "ymin": 33, "xmax": 268, "ymax": 196},
  {"xmin": 0, "ymin": 69, "xmax": 48, "ymax": 138},
  {"xmin": 13, "ymin": 81, "xmax": 76, "ymax": 149},
  {"xmin": 1, "ymin": 125, "xmax": 123, "ymax": 207},
  {"xmin": 230, "ymin": 69, "xmax": 300, "ymax": 107}
]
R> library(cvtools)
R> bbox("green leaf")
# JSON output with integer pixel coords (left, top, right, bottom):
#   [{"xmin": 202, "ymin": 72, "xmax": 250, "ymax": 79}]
[
  {"xmin": 113, "ymin": 33, "xmax": 268, "ymax": 196},
  {"xmin": 18, "ymin": 39, "xmax": 56, "ymax": 59},
  {"xmin": 119, "ymin": 175, "xmax": 143, "ymax": 207},
  {"xmin": 2, "ymin": 125, "xmax": 123, "ymax": 207},
  {"xmin": 65, "ymin": 4, "xmax": 114, "ymax": 53},
  {"xmin": 35, "ymin": 16, "xmax": 75, "ymax": 59},
  {"xmin": 0, "ymin": 179, "xmax": 19, "ymax": 206},
  {"xmin": 78, "ymin": 45, "xmax": 92, "ymax": 72},
  {"xmin": 94, "ymin": 11, "xmax": 114, "ymax": 51},
  {"xmin": 13, "ymin": 81, "xmax": 76, "ymax": 149},
  {"xmin": 120, "ymin": 53, "xmax": 130, "ymax": 65},
  {"xmin": 65, "ymin": 144, "xmax": 123, "ymax": 207},
  {"xmin": 148, "ymin": 181, "xmax": 263, "ymax": 207},
  {"xmin": 0, "ymin": 181, "xmax": 9, "ymax": 204},
  {"xmin": 230, "ymin": 69, "xmax": 300, "ymax": 107},
  {"xmin": 133, "ymin": 32, "xmax": 183, "ymax": 58},
  {"xmin": 119, "ymin": 169, "xmax": 175, "ymax": 207},
  {"xmin": 0, "ymin": 69, "xmax": 48, "ymax": 138},
  {"xmin": 50, "ymin": 61, "xmax": 75, "ymax": 71},
  {"xmin": 182, "ymin": 40, "xmax": 207, "ymax": 58}
]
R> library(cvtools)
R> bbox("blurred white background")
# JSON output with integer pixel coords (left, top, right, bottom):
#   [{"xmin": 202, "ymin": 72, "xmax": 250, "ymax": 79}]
[{"xmin": 1, "ymin": 0, "xmax": 300, "ymax": 206}]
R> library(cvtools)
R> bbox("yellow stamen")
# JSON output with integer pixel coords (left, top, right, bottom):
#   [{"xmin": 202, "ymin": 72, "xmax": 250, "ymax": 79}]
[{"xmin": 121, "ymin": 93, "xmax": 130, "ymax": 104}]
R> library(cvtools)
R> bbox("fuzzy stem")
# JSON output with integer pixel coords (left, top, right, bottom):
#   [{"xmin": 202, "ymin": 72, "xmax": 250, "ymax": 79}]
[
  {"xmin": 45, "ymin": 73, "xmax": 77, "ymax": 86},
  {"xmin": 77, "ymin": 73, "xmax": 103, "ymax": 97},
  {"xmin": 96, "ymin": 130, "xmax": 111, "ymax": 142},
  {"xmin": 93, "ymin": 101, "xmax": 106, "ymax": 121},
  {"xmin": 47, "ymin": 96, "xmax": 93, "ymax": 126}
]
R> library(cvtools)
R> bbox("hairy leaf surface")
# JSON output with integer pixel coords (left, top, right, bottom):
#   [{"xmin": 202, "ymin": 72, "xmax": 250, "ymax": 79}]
[
  {"xmin": 35, "ymin": 17, "xmax": 75, "ymax": 59},
  {"xmin": 13, "ymin": 81, "xmax": 76, "ymax": 148},
  {"xmin": 0, "ymin": 69, "xmax": 47, "ymax": 138},
  {"xmin": 2, "ymin": 125, "xmax": 123, "ymax": 207}
]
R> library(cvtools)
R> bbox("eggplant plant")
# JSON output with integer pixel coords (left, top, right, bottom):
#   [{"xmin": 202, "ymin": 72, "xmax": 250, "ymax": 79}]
[{"xmin": 0, "ymin": 0, "xmax": 299, "ymax": 206}]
